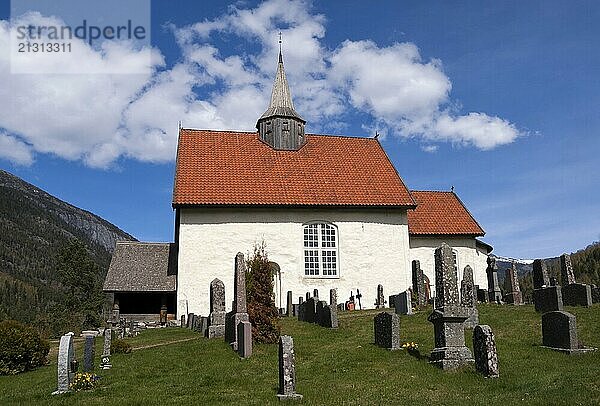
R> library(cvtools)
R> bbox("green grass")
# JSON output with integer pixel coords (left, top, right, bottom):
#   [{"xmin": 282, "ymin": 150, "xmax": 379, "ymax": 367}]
[{"xmin": 1, "ymin": 304, "xmax": 599, "ymax": 405}]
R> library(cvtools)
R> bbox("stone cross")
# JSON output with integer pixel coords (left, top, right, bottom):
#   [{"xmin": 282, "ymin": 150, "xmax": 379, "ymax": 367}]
[
  {"xmin": 412, "ymin": 260, "xmax": 426, "ymax": 306},
  {"xmin": 473, "ymin": 325, "xmax": 499, "ymax": 378},
  {"xmin": 560, "ymin": 253, "xmax": 576, "ymax": 285},
  {"xmin": 277, "ymin": 336, "xmax": 303, "ymax": 401},
  {"xmin": 532, "ymin": 259, "xmax": 550, "ymax": 290},
  {"xmin": 373, "ymin": 312, "xmax": 400, "ymax": 350},
  {"xmin": 461, "ymin": 265, "xmax": 479, "ymax": 328},
  {"xmin": 375, "ymin": 284, "xmax": 386, "ymax": 308},
  {"xmin": 100, "ymin": 325, "xmax": 112, "ymax": 370},
  {"xmin": 435, "ymin": 243, "xmax": 460, "ymax": 308},
  {"xmin": 486, "ymin": 256, "xmax": 503, "ymax": 303},
  {"xmin": 427, "ymin": 243, "xmax": 474, "ymax": 370},
  {"xmin": 225, "ymin": 253, "xmax": 250, "ymax": 350},
  {"xmin": 83, "ymin": 334, "xmax": 95, "ymax": 373},
  {"xmin": 52, "ymin": 334, "xmax": 75, "ymax": 395},
  {"xmin": 286, "ymin": 291, "xmax": 293, "ymax": 317},
  {"xmin": 504, "ymin": 262, "xmax": 523, "ymax": 305}
]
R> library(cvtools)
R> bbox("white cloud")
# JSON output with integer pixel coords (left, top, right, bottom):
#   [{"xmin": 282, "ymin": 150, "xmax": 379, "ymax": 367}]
[
  {"xmin": 421, "ymin": 145, "xmax": 438, "ymax": 153},
  {"xmin": 0, "ymin": 0, "xmax": 522, "ymax": 169},
  {"xmin": 0, "ymin": 131, "xmax": 34, "ymax": 165}
]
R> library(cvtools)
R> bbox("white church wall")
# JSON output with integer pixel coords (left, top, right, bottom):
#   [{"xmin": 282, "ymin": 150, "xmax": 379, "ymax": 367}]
[
  {"xmin": 177, "ymin": 207, "xmax": 411, "ymax": 317},
  {"xmin": 409, "ymin": 236, "xmax": 489, "ymax": 298}
]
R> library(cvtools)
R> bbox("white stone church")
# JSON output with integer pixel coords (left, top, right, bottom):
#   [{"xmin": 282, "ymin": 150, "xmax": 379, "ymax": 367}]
[{"xmin": 104, "ymin": 51, "xmax": 492, "ymax": 320}]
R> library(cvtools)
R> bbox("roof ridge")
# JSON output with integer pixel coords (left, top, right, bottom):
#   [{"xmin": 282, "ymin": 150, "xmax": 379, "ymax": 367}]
[{"xmin": 410, "ymin": 189, "xmax": 454, "ymax": 193}]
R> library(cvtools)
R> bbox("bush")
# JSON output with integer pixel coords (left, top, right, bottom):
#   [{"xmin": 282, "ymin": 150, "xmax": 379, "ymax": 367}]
[
  {"xmin": 111, "ymin": 338, "xmax": 132, "ymax": 354},
  {"xmin": 0, "ymin": 320, "xmax": 49, "ymax": 375},
  {"xmin": 246, "ymin": 242, "xmax": 281, "ymax": 344}
]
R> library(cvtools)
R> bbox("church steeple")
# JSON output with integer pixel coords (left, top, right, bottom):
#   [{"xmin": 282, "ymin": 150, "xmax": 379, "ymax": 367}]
[{"xmin": 257, "ymin": 43, "xmax": 306, "ymax": 150}]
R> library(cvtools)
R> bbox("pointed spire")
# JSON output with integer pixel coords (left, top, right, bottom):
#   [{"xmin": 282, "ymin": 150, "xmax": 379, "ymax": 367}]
[{"xmin": 256, "ymin": 36, "xmax": 306, "ymax": 151}]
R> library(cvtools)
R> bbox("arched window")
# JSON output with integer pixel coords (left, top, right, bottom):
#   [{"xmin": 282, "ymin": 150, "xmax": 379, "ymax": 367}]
[{"xmin": 303, "ymin": 222, "xmax": 339, "ymax": 277}]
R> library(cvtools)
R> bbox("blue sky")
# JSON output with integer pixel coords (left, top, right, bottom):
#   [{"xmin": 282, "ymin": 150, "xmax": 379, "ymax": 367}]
[{"xmin": 0, "ymin": 0, "xmax": 598, "ymax": 259}]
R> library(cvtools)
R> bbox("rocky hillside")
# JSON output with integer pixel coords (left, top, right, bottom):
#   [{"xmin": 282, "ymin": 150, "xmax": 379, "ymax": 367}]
[{"xmin": 0, "ymin": 169, "xmax": 136, "ymax": 333}]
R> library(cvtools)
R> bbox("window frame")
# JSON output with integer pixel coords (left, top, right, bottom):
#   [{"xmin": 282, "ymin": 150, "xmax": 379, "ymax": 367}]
[{"xmin": 302, "ymin": 221, "xmax": 340, "ymax": 279}]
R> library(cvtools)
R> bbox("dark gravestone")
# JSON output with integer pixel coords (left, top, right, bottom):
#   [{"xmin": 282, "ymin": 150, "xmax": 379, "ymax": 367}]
[
  {"xmin": 461, "ymin": 265, "xmax": 479, "ymax": 328},
  {"xmin": 486, "ymin": 256, "xmax": 503, "ymax": 303},
  {"xmin": 532, "ymin": 259, "xmax": 550, "ymax": 289},
  {"xmin": 180, "ymin": 315, "xmax": 186, "ymax": 328},
  {"xmin": 225, "ymin": 253, "xmax": 250, "ymax": 350},
  {"xmin": 373, "ymin": 312, "xmax": 400, "ymax": 350},
  {"xmin": 304, "ymin": 297, "xmax": 317, "ymax": 324},
  {"xmin": 476, "ymin": 288, "xmax": 489, "ymax": 303},
  {"xmin": 206, "ymin": 278, "xmax": 225, "ymax": 338},
  {"xmin": 292, "ymin": 304, "xmax": 299, "ymax": 317},
  {"xmin": 375, "ymin": 284, "xmax": 386, "ymax": 308},
  {"xmin": 277, "ymin": 336, "xmax": 303, "ymax": 401},
  {"xmin": 52, "ymin": 334, "xmax": 75, "ymax": 395},
  {"xmin": 306, "ymin": 292, "xmax": 311, "ymax": 301},
  {"xmin": 534, "ymin": 286, "xmax": 563, "ymax": 313},
  {"xmin": 428, "ymin": 243, "xmax": 473, "ymax": 370},
  {"xmin": 315, "ymin": 300, "xmax": 326, "ymax": 326},
  {"xmin": 297, "ymin": 301, "xmax": 305, "ymax": 322},
  {"xmin": 504, "ymin": 263, "xmax": 523, "ymax": 305},
  {"xmin": 313, "ymin": 289, "xmax": 319, "ymax": 298},
  {"xmin": 393, "ymin": 291, "xmax": 412, "ymax": 315},
  {"xmin": 237, "ymin": 321, "xmax": 252, "ymax": 359},
  {"xmin": 473, "ymin": 325, "xmax": 499, "ymax": 378},
  {"xmin": 199, "ymin": 316, "xmax": 209, "ymax": 337},
  {"xmin": 560, "ymin": 253, "xmax": 576, "ymax": 285},
  {"xmin": 83, "ymin": 335, "xmax": 95, "ymax": 373},
  {"xmin": 187, "ymin": 313, "xmax": 195, "ymax": 329},
  {"xmin": 412, "ymin": 260, "xmax": 426, "ymax": 306},
  {"xmin": 542, "ymin": 311, "xmax": 579, "ymax": 351},
  {"xmin": 562, "ymin": 283, "xmax": 592, "ymax": 307},
  {"xmin": 286, "ymin": 291, "xmax": 293, "ymax": 317},
  {"xmin": 388, "ymin": 295, "xmax": 397, "ymax": 309}
]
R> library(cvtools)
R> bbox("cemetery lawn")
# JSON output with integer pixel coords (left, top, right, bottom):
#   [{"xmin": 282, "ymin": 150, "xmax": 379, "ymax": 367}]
[{"xmin": 1, "ymin": 304, "xmax": 599, "ymax": 405}]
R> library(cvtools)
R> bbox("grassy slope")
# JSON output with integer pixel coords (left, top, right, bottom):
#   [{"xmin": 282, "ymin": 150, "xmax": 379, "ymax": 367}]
[{"xmin": 1, "ymin": 304, "xmax": 599, "ymax": 405}]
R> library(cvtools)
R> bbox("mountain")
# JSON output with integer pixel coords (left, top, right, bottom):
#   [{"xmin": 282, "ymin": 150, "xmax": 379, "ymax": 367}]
[{"xmin": 0, "ymin": 169, "xmax": 136, "ymax": 334}]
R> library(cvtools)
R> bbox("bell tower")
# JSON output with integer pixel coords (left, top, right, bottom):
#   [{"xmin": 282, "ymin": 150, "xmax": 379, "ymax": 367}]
[{"xmin": 257, "ymin": 39, "xmax": 306, "ymax": 150}]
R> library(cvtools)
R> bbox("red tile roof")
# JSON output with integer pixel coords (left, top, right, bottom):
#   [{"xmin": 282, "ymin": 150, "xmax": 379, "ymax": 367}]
[
  {"xmin": 173, "ymin": 129, "xmax": 416, "ymax": 207},
  {"xmin": 408, "ymin": 191, "xmax": 485, "ymax": 236}
]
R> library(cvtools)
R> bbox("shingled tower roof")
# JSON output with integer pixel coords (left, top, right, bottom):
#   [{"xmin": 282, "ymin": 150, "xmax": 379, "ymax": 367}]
[{"xmin": 258, "ymin": 50, "xmax": 304, "ymax": 122}]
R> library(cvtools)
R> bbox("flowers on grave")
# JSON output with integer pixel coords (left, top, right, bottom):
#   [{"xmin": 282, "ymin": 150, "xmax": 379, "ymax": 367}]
[
  {"xmin": 402, "ymin": 342, "xmax": 419, "ymax": 355},
  {"xmin": 69, "ymin": 372, "xmax": 100, "ymax": 391}
]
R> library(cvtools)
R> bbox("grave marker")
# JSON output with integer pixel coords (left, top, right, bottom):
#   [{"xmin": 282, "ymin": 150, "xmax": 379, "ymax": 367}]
[{"xmin": 277, "ymin": 336, "xmax": 303, "ymax": 401}]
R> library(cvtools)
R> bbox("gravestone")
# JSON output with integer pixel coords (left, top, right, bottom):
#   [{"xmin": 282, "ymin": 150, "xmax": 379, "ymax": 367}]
[
  {"xmin": 83, "ymin": 334, "xmax": 95, "ymax": 373},
  {"xmin": 304, "ymin": 297, "xmax": 317, "ymax": 324},
  {"xmin": 315, "ymin": 300, "xmax": 326, "ymax": 326},
  {"xmin": 559, "ymin": 253, "xmax": 592, "ymax": 307},
  {"xmin": 112, "ymin": 302, "xmax": 120, "ymax": 324},
  {"xmin": 423, "ymin": 274, "xmax": 431, "ymax": 303},
  {"xmin": 208, "ymin": 278, "xmax": 226, "ymax": 338},
  {"xmin": 504, "ymin": 262, "xmax": 523, "ymax": 305},
  {"xmin": 412, "ymin": 260, "xmax": 426, "ymax": 306},
  {"xmin": 461, "ymin": 265, "xmax": 479, "ymax": 328},
  {"xmin": 560, "ymin": 253, "xmax": 576, "ymax": 285},
  {"xmin": 313, "ymin": 289, "xmax": 319, "ymax": 298},
  {"xmin": 100, "ymin": 325, "xmax": 112, "ymax": 370},
  {"xmin": 187, "ymin": 313, "xmax": 195, "ymax": 329},
  {"xmin": 375, "ymin": 284, "xmax": 386, "ymax": 308},
  {"xmin": 476, "ymin": 287, "xmax": 489, "ymax": 303},
  {"xmin": 373, "ymin": 312, "xmax": 400, "ymax": 350},
  {"xmin": 286, "ymin": 291, "xmax": 293, "ymax": 317},
  {"xmin": 392, "ymin": 291, "xmax": 412, "ymax": 315},
  {"xmin": 427, "ymin": 243, "xmax": 474, "ymax": 370},
  {"xmin": 542, "ymin": 311, "xmax": 580, "ymax": 352},
  {"xmin": 225, "ymin": 253, "xmax": 250, "ymax": 350},
  {"xmin": 306, "ymin": 292, "xmax": 311, "ymax": 301},
  {"xmin": 52, "ymin": 334, "xmax": 75, "ymax": 395},
  {"xmin": 237, "ymin": 321, "xmax": 252, "ymax": 359},
  {"xmin": 534, "ymin": 285, "xmax": 563, "ymax": 313},
  {"xmin": 532, "ymin": 259, "xmax": 550, "ymax": 289},
  {"xmin": 180, "ymin": 315, "xmax": 186, "ymax": 327},
  {"xmin": 473, "ymin": 325, "xmax": 499, "ymax": 378},
  {"xmin": 486, "ymin": 256, "xmax": 503, "ymax": 303},
  {"xmin": 297, "ymin": 300, "xmax": 305, "ymax": 322},
  {"xmin": 277, "ymin": 336, "xmax": 303, "ymax": 401}
]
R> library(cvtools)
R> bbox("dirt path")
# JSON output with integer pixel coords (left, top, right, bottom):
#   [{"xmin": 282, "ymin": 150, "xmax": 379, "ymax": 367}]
[{"xmin": 131, "ymin": 336, "xmax": 199, "ymax": 351}]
